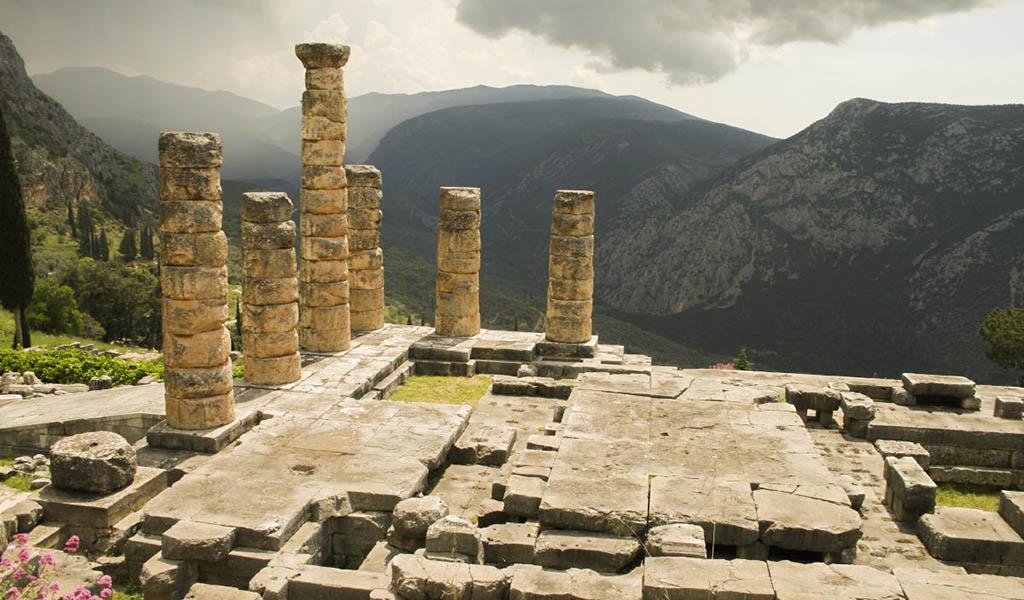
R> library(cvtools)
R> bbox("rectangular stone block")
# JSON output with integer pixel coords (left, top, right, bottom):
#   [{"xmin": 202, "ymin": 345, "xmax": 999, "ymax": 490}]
[
  {"xmin": 299, "ymin": 327, "xmax": 350, "ymax": 353},
  {"xmin": 551, "ymin": 212, "xmax": 594, "ymax": 237},
  {"xmin": 348, "ymin": 208, "xmax": 381, "ymax": 230},
  {"xmin": 884, "ymin": 456, "xmax": 936, "ymax": 522},
  {"xmin": 1000, "ymin": 491, "xmax": 1024, "ymax": 538},
  {"xmin": 160, "ymin": 167, "xmax": 220, "ymax": 201},
  {"xmin": 165, "ymin": 393, "xmax": 236, "ymax": 431},
  {"xmin": 242, "ymin": 277, "xmax": 299, "ymax": 306},
  {"xmin": 901, "ymin": 373, "xmax": 975, "ymax": 398},
  {"xmin": 242, "ymin": 221, "xmax": 296, "ymax": 250},
  {"xmin": 164, "ymin": 362, "xmax": 234, "ymax": 399},
  {"xmin": 160, "ymin": 201, "xmax": 223, "ymax": 233},
  {"xmin": 302, "ymin": 236, "xmax": 349, "ymax": 261},
  {"xmin": 302, "ymin": 140, "xmax": 345, "ymax": 166},
  {"xmin": 300, "ymin": 304, "xmax": 350, "ymax": 331},
  {"xmin": 643, "ymin": 557, "xmax": 774, "ymax": 600},
  {"xmin": 301, "ymin": 188, "xmax": 347, "ymax": 215},
  {"xmin": 301, "ymin": 212, "xmax": 347, "ymax": 238},
  {"xmin": 290, "ymin": 565, "xmax": 386, "ymax": 600},
  {"xmin": 349, "ymin": 230, "xmax": 380, "ymax": 252},
  {"xmin": 243, "ymin": 330, "xmax": 299, "ymax": 359},
  {"xmin": 350, "ymin": 309, "xmax": 385, "ymax": 333},
  {"xmin": 164, "ymin": 327, "xmax": 231, "ymax": 369},
  {"xmin": 244, "ymin": 354, "xmax": 302, "ymax": 386},
  {"xmin": 995, "ymin": 396, "xmax": 1024, "ymax": 420},
  {"xmin": 162, "ymin": 299, "xmax": 228, "ymax": 335}
]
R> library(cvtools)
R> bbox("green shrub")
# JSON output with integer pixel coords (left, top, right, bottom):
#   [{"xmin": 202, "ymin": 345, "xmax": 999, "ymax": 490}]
[{"xmin": 0, "ymin": 348, "xmax": 161, "ymax": 386}]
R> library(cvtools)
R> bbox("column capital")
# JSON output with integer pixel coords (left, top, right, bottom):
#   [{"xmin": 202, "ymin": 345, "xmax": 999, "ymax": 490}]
[{"xmin": 295, "ymin": 43, "xmax": 351, "ymax": 68}]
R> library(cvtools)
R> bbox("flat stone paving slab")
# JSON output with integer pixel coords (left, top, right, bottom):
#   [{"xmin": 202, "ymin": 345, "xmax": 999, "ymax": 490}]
[
  {"xmin": 509, "ymin": 564, "xmax": 641, "ymax": 599},
  {"xmin": 754, "ymin": 485, "xmax": 862, "ymax": 553},
  {"xmin": 643, "ymin": 556, "xmax": 774, "ymax": 600},
  {"xmin": 37, "ymin": 465, "xmax": 167, "ymax": 528},
  {"xmin": 918, "ymin": 507, "xmax": 1024, "ymax": 566},
  {"xmin": 895, "ymin": 566, "xmax": 1024, "ymax": 599},
  {"xmin": 902, "ymin": 373, "xmax": 975, "ymax": 398},
  {"xmin": 648, "ymin": 476, "xmax": 759, "ymax": 547},
  {"xmin": 768, "ymin": 561, "xmax": 904, "ymax": 600},
  {"xmin": 533, "ymin": 529, "xmax": 641, "ymax": 572}
]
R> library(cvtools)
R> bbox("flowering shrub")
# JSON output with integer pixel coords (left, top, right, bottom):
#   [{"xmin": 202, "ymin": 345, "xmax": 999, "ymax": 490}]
[
  {"xmin": 1, "ymin": 534, "xmax": 113, "ymax": 600},
  {"xmin": 709, "ymin": 362, "xmax": 735, "ymax": 370}
]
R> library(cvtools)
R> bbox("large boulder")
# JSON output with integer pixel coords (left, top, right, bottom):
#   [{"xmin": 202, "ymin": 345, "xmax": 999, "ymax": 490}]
[{"xmin": 50, "ymin": 432, "xmax": 137, "ymax": 493}]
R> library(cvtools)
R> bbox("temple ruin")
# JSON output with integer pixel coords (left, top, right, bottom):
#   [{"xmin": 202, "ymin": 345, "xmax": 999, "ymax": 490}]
[{"xmin": 1, "ymin": 41, "xmax": 1023, "ymax": 600}]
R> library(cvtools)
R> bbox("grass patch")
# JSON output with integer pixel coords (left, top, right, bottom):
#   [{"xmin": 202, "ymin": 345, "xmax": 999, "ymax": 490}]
[
  {"xmin": 1, "ymin": 472, "xmax": 34, "ymax": 492},
  {"xmin": 389, "ymin": 375, "xmax": 492, "ymax": 407},
  {"xmin": 936, "ymin": 484, "xmax": 1001, "ymax": 512},
  {"xmin": 0, "ymin": 309, "xmax": 153, "ymax": 354}
]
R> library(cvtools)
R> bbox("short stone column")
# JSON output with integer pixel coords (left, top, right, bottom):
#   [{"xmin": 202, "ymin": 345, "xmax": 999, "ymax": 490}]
[
  {"xmin": 158, "ymin": 132, "xmax": 234, "ymax": 430},
  {"xmin": 241, "ymin": 192, "xmax": 302, "ymax": 385},
  {"xmin": 296, "ymin": 43, "xmax": 351, "ymax": 352},
  {"xmin": 346, "ymin": 165, "xmax": 385, "ymax": 331},
  {"xmin": 546, "ymin": 190, "xmax": 595, "ymax": 344},
  {"xmin": 435, "ymin": 187, "xmax": 481, "ymax": 337}
]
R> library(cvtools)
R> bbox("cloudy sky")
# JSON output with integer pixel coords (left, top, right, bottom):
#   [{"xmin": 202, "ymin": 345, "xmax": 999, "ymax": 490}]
[{"xmin": 2, "ymin": 0, "xmax": 1022, "ymax": 138}]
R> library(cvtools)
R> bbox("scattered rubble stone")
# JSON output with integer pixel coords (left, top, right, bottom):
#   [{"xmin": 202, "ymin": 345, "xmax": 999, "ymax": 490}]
[
  {"xmin": 646, "ymin": 523, "xmax": 707, "ymax": 558},
  {"xmin": 50, "ymin": 431, "xmax": 137, "ymax": 493}
]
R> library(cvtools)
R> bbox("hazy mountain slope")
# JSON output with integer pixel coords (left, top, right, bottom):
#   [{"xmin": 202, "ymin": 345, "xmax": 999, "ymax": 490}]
[
  {"xmin": 0, "ymin": 32, "xmax": 156, "ymax": 231},
  {"xmin": 602, "ymin": 99, "xmax": 1024, "ymax": 381}
]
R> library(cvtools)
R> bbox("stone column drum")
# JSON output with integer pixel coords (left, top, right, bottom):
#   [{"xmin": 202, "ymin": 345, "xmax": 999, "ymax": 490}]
[
  {"xmin": 158, "ymin": 132, "xmax": 235, "ymax": 430},
  {"xmin": 241, "ymin": 192, "xmax": 302, "ymax": 385},
  {"xmin": 296, "ymin": 43, "xmax": 351, "ymax": 352},
  {"xmin": 546, "ymin": 190, "xmax": 595, "ymax": 344},
  {"xmin": 346, "ymin": 165, "xmax": 385, "ymax": 331},
  {"xmin": 435, "ymin": 187, "xmax": 481, "ymax": 337}
]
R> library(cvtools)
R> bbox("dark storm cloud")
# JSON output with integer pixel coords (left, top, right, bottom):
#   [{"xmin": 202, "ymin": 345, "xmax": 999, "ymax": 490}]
[{"xmin": 456, "ymin": 0, "xmax": 995, "ymax": 84}]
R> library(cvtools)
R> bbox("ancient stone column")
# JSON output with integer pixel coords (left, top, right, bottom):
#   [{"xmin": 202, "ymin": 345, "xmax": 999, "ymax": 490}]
[
  {"xmin": 296, "ymin": 43, "xmax": 351, "ymax": 352},
  {"xmin": 546, "ymin": 190, "xmax": 595, "ymax": 344},
  {"xmin": 241, "ymin": 192, "xmax": 302, "ymax": 385},
  {"xmin": 435, "ymin": 187, "xmax": 481, "ymax": 337},
  {"xmin": 158, "ymin": 132, "xmax": 234, "ymax": 430},
  {"xmin": 346, "ymin": 165, "xmax": 385, "ymax": 332}
]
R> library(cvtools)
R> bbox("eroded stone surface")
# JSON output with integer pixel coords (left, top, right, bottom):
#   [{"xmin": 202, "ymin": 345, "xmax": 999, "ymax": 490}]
[{"xmin": 50, "ymin": 431, "xmax": 137, "ymax": 493}]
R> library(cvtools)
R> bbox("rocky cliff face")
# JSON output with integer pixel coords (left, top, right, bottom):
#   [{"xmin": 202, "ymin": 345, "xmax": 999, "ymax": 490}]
[
  {"xmin": 602, "ymin": 99, "xmax": 1024, "ymax": 380},
  {"xmin": 0, "ymin": 31, "xmax": 156, "ymax": 226}
]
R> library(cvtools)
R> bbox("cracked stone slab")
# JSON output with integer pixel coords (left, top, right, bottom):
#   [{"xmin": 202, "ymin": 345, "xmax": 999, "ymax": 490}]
[
  {"xmin": 753, "ymin": 486, "xmax": 862, "ymax": 553},
  {"xmin": 648, "ymin": 476, "xmax": 759, "ymax": 547},
  {"xmin": 508, "ymin": 564, "xmax": 641, "ymax": 599},
  {"xmin": 642, "ymin": 556, "xmax": 774, "ymax": 600},
  {"xmin": 917, "ymin": 507, "xmax": 1024, "ymax": 566},
  {"xmin": 533, "ymin": 529, "xmax": 641, "ymax": 572},
  {"xmin": 768, "ymin": 561, "xmax": 904, "ymax": 600},
  {"xmin": 894, "ymin": 566, "xmax": 1024, "ymax": 599}
]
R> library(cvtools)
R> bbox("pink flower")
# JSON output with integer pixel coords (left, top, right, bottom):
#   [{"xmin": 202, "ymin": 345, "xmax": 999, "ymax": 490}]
[
  {"xmin": 7, "ymin": 588, "xmax": 22, "ymax": 600},
  {"xmin": 48, "ymin": 583, "xmax": 61, "ymax": 593},
  {"xmin": 98, "ymin": 591, "xmax": 112, "ymax": 599},
  {"xmin": 16, "ymin": 549, "xmax": 31, "ymax": 563},
  {"xmin": 13, "ymin": 533, "xmax": 29, "ymax": 544},
  {"xmin": 63, "ymin": 536, "xmax": 80, "ymax": 553},
  {"xmin": 97, "ymin": 576, "xmax": 111, "ymax": 588},
  {"xmin": 38, "ymin": 553, "xmax": 55, "ymax": 566}
]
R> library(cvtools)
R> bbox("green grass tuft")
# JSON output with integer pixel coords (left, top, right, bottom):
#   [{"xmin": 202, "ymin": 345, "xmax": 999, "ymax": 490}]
[
  {"xmin": 936, "ymin": 484, "xmax": 1001, "ymax": 512},
  {"xmin": 1, "ymin": 472, "xmax": 34, "ymax": 492},
  {"xmin": 389, "ymin": 375, "xmax": 492, "ymax": 407}
]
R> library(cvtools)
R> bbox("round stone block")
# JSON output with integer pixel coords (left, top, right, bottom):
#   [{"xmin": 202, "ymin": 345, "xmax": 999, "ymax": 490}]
[
  {"xmin": 302, "ymin": 165, "xmax": 347, "ymax": 190},
  {"xmin": 302, "ymin": 212, "xmax": 348, "ymax": 238},
  {"xmin": 166, "ymin": 392, "xmax": 235, "ymax": 430},
  {"xmin": 434, "ymin": 312, "xmax": 480, "ymax": 338},
  {"xmin": 158, "ymin": 132, "xmax": 222, "ymax": 168},
  {"xmin": 302, "ymin": 139, "xmax": 345, "ymax": 167},
  {"xmin": 350, "ymin": 286, "xmax": 384, "ymax": 309},
  {"xmin": 160, "ymin": 231, "xmax": 228, "ymax": 267},
  {"xmin": 549, "ymin": 255, "xmax": 594, "ymax": 281},
  {"xmin": 440, "ymin": 209, "xmax": 481, "ymax": 231},
  {"xmin": 549, "ymin": 235, "xmax": 594, "ymax": 257},
  {"xmin": 243, "ymin": 329, "xmax": 299, "ymax": 359},
  {"xmin": 349, "ymin": 248, "xmax": 383, "ymax": 271},
  {"xmin": 299, "ymin": 326, "xmax": 350, "ymax": 353},
  {"xmin": 160, "ymin": 167, "xmax": 220, "ymax": 201},
  {"xmin": 301, "ymin": 90, "xmax": 347, "ymax": 123},
  {"xmin": 301, "ymin": 280, "xmax": 349, "ymax": 307},
  {"xmin": 344, "ymin": 165, "xmax": 382, "ymax": 188},
  {"xmin": 242, "ymin": 221, "xmax": 296, "ymax": 250},
  {"xmin": 160, "ymin": 200, "xmax": 222, "ymax": 233},
  {"xmin": 163, "ymin": 327, "xmax": 231, "ymax": 369},
  {"xmin": 161, "ymin": 266, "xmax": 228, "ymax": 301},
  {"xmin": 436, "ymin": 290, "xmax": 480, "ymax": 319},
  {"xmin": 302, "ymin": 236, "xmax": 349, "ymax": 261},
  {"xmin": 438, "ymin": 252, "xmax": 480, "ymax": 275},
  {"xmin": 301, "ymin": 116, "xmax": 346, "ymax": 142},
  {"xmin": 299, "ymin": 259, "xmax": 348, "ymax": 283},
  {"xmin": 348, "ymin": 230, "xmax": 380, "ymax": 252},
  {"xmin": 553, "ymin": 190, "xmax": 595, "ymax": 215},
  {"xmin": 348, "ymin": 187, "xmax": 382, "ymax": 210},
  {"xmin": 244, "ymin": 353, "xmax": 303, "ymax": 386},
  {"xmin": 164, "ymin": 362, "xmax": 233, "ymax": 399},
  {"xmin": 301, "ymin": 188, "xmax": 348, "ymax": 215},
  {"xmin": 50, "ymin": 431, "xmax": 137, "ymax": 493},
  {"xmin": 242, "ymin": 248, "xmax": 297, "ymax": 279},
  {"xmin": 348, "ymin": 208, "xmax": 381, "ymax": 230},
  {"xmin": 545, "ymin": 314, "xmax": 592, "ymax": 344},
  {"xmin": 296, "ymin": 43, "xmax": 350, "ymax": 68},
  {"xmin": 350, "ymin": 268, "xmax": 384, "ymax": 290},
  {"xmin": 552, "ymin": 212, "xmax": 594, "ymax": 236},
  {"xmin": 305, "ymin": 67, "xmax": 344, "ymax": 91},
  {"xmin": 350, "ymin": 308, "xmax": 384, "ymax": 332},
  {"xmin": 439, "ymin": 229, "xmax": 480, "ymax": 254},
  {"xmin": 439, "ymin": 187, "xmax": 480, "ymax": 211},
  {"xmin": 436, "ymin": 271, "xmax": 479, "ymax": 294},
  {"xmin": 241, "ymin": 192, "xmax": 294, "ymax": 223},
  {"xmin": 242, "ymin": 302, "xmax": 299, "ymax": 333},
  {"xmin": 300, "ymin": 304, "xmax": 350, "ymax": 331},
  {"xmin": 548, "ymin": 278, "xmax": 594, "ymax": 302},
  {"xmin": 242, "ymin": 277, "xmax": 299, "ymax": 306},
  {"xmin": 162, "ymin": 298, "xmax": 228, "ymax": 335},
  {"xmin": 547, "ymin": 298, "xmax": 593, "ymax": 320}
]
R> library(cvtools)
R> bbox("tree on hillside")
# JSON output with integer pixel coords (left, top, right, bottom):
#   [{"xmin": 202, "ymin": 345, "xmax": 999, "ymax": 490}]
[
  {"xmin": 96, "ymin": 228, "xmax": 110, "ymax": 261},
  {"xmin": 139, "ymin": 224, "xmax": 155, "ymax": 260},
  {"xmin": 0, "ymin": 103, "xmax": 35, "ymax": 348},
  {"xmin": 119, "ymin": 229, "xmax": 137, "ymax": 262},
  {"xmin": 734, "ymin": 347, "xmax": 753, "ymax": 370},
  {"xmin": 979, "ymin": 307, "xmax": 1024, "ymax": 385},
  {"xmin": 67, "ymin": 201, "xmax": 76, "ymax": 237}
]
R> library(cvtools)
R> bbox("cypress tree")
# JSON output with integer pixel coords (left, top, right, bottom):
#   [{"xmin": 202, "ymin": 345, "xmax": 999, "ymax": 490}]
[
  {"xmin": 0, "ymin": 103, "xmax": 35, "ymax": 348},
  {"xmin": 67, "ymin": 201, "xmax": 76, "ymax": 237},
  {"xmin": 97, "ymin": 228, "xmax": 110, "ymax": 261},
  {"xmin": 140, "ymin": 224, "xmax": 155, "ymax": 260},
  {"xmin": 235, "ymin": 299, "xmax": 243, "ymax": 338},
  {"xmin": 119, "ymin": 229, "xmax": 137, "ymax": 261}
]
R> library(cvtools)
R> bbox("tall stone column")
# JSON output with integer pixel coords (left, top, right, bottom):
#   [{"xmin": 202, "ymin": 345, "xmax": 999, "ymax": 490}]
[
  {"xmin": 296, "ymin": 43, "xmax": 351, "ymax": 352},
  {"xmin": 435, "ymin": 187, "xmax": 481, "ymax": 337},
  {"xmin": 241, "ymin": 192, "xmax": 302, "ymax": 385},
  {"xmin": 158, "ymin": 132, "xmax": 234, "ymax": 430},
  {"xmin": 546, "ymin": 190, "xmax": 595, "ymax": 344},
  {"xmin": 346, "ymin": 165, "xmax": 385, "ymax": 332}
]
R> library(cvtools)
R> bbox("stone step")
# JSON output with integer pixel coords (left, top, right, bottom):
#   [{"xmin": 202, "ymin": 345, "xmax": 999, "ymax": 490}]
[
  {"xmin": 373, "ymin": 360, "xmax": 413, "ymax": 399},
  {"xmin": 473, "ymin": 359, "xmax": 525, "ymax": 376},
  {"xmin": 470, "ymin": 340, "xmax": 536, "ymax": 362},
  {"xmin": 533, "ymin": 529, "xmax": 642, "ymax": 572},
  {"xmin": 1000, "ymin": 491, "xmax": 1024, "ymax": 538},
  {"xmin": 490, "ymin": 375, "xmax": 574, "ymax": 399},
  {"xmin": 480, "ymin": 522, "xmax": 538, "ymax": 566},
  {"xmin": 288, "ymin": 565, "xmax": 388, "ymax": 600},
  {"xmin": 536, "ymin": 336, "xmax": 598, "ymax": 359},
  {"xmin": 409, "ymin": 338, "xmax": 473, "ymax": 362},
  {"xmin": 26, "ymin": 520, "xmax": 67, "ymax": 549},
  {"xmin": 449, "ymin": 424, "xmax": 516, "ymax": 467},
  {"xmin": 918, "ymin": 507, "xmax": 1024, "ymax": 567},
  {"xmin": 509, "ymin": 564, "xmax": 640, "ymax": 598},
  {"xmin": 413, "ymin": 360, "xmax": 476, "ymax": 377}
]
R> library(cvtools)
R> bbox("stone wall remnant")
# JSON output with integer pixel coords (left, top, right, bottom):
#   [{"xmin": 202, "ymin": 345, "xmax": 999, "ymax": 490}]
[
  {"xmin": 158, "ymin": 132, "xmax": 235, "ymax": 430},
  {"xmin": 241, "ymin": 192, "xmax": 302, "ymax": 385},
  {"xmin": 296, "ymin": 43, "xmax": 351, "ymax": 352},
  {"xmin": 545, "ymin": 190, "xmax": 594, "ymax": 344},
  {"xmin": 435, "ymin": 187, "xmax": 481, "ymax": 337},
  {"xmin": 346, "ymin": 165, "xmax": 385, "ymax": 332}
]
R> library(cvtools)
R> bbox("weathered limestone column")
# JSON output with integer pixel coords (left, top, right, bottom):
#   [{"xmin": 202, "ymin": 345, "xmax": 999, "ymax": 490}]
[
  {"xmin": 546, "ymin": 190, "xmax": 595, "ymax": 343},
  {"xmin": 241, "ymin": 192, "xmax": 302, "ymax": 385},
  {"xmin": 158, "ymin": 132, "xmax": 234, "ymax": 430},
  {"xmin": 346, "ymin": 165, "xmax": 385, "ymax": 331},
  {"xmin": 296, "ymin": 43, "xmax": 351, "ymax": 352},
  {"xmin": 435, "ymin": 187, "xmax": 481, "ymax": 337}
]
